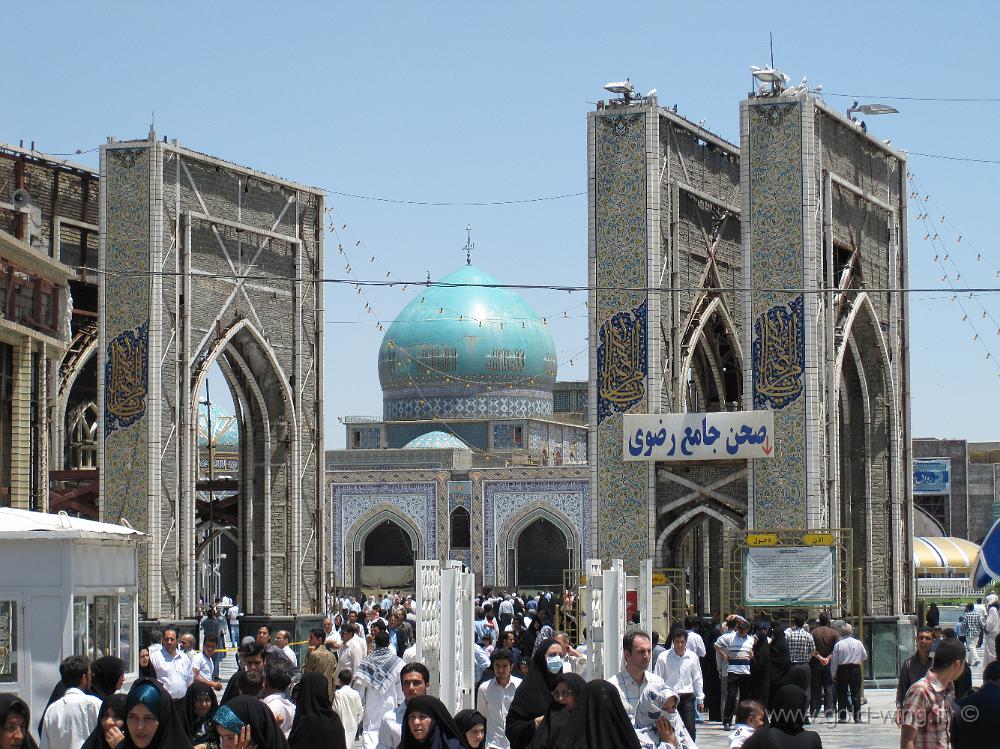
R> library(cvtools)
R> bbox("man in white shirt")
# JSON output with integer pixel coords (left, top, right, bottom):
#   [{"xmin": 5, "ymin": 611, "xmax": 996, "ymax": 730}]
[
  {"xmin": 179, "ymin": 633, "xmax": 197, "ymax": 660},
  {"xmin": 357, "ymin": 630, "xmax": 405, "ymax": 749},
  {"xmin": 274, "ymin": 630, "xmax": 298, "ymax": 669},
  {"xmin": 260, "ymin": 658, "xmax": 296, "ymax": 737},
  {"xmin": 684, "ymin": 616, "xmax": 707, "ymax": 658},
  {"xmin": 476, "ymin": 648, "xmax": 521, "ymax": 749},
  {"xmin": 608, "ymin": 631, "xmax": 665, "ymax": 720},
  {"xmin": 191, "ymin": 635, "xmax": 223, "ymax": 690},
  {"xmin": 715, "ymin": 616, "xmax": 756, "ymax": 730},
  {"xmin": 40, "ymin": 655, "xmax": 102, "ymax": 749},
  {"xmin": 376, "ymin": 662, "xmax": 428, "ymax": 749},
  {"xmin": 150, "ymin": 628, "xmax": 194, "ymax": 699},
  {"xmin": 829, "ymin": 623, "xmax": 868, "ymax": 723},
  {"xmin": 654, "ymin": 627, "xmax": 704, "ymax": 741},
  {"xmin": 338, "ymin": 622, "xmax": 367, "ymax": 678},
  {"xmin": 333, "ymin": 670, "xmax": 364, "ymax": 747}
]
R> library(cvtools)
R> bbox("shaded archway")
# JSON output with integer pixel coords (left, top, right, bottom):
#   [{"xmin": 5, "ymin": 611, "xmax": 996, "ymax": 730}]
[
  {"xmin": 834, "ymin": 294, "xmax": 898, "ymax": 614},
  {"xmin": 358, "ymin": 518, "xmax": 417, "ymax": 590},
  {"xmin": 514, "ymin": 518, "xmax": 569, "ymax": 590}
]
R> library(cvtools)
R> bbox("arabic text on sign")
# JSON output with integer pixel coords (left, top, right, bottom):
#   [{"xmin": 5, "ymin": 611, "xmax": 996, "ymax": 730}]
[
  {"xmin": 623, "ymin": 411, "xmax": 775, "ymax": 462},
  {"xmin": 746, "ymin": 533, "xmax": 778, "ymax": 547},
  {"xmin": 802, "ymin": 533, "xmax": 835, "ymax": 546}
]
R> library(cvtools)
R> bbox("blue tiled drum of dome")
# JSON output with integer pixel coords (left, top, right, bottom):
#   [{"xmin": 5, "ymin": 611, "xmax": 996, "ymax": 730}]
[{"xmin": 378, "ymin": 265, "xmax": 557, "ymax": 420}]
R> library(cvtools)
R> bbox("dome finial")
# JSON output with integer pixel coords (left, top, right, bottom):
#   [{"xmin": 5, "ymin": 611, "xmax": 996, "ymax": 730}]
[{"xmin": 463, "ymin": 225, "xmax": 474, "ymax": 266}]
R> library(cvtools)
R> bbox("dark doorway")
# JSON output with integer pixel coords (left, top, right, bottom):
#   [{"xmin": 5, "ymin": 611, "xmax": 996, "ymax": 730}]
[
  {"xmin": 515, "ymin": 519, "xmax": 569, "ymax": 588},
  {"xmin": 365, "ymin": 520, "xmax": 416, "ymax": 566}
]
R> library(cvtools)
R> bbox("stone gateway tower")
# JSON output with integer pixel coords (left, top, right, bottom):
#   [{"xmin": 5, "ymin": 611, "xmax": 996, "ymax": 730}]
[
  {"xmin": 99, "ymin": 134, "xmax": 325, "ymax": 619},
  {"xmin": 741, "ymin": 91, "xmax": 912, "ymax": 617},
  {"xmin": 588, "ymin": 85, "xmax": 912, "ymax": 624}
]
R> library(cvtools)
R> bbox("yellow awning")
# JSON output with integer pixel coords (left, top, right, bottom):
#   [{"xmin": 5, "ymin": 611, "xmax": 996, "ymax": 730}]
[{"xmin": 913, "ymin": 536, "xmax": 980, "ymax": 572}]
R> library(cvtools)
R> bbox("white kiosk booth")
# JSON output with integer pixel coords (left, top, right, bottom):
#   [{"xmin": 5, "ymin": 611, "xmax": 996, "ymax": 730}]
[{"xmin": 0, "ymin": 508, "xmax": 143, "ymax": 727}]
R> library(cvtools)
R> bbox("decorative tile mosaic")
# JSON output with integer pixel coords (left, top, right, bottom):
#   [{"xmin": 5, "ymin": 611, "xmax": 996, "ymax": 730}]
[
  {"xmin": 491, "ymin": 422, "xmax": 523, "ymax": 449},
  {"xmin": 481, "ymin": 479, "xmax": 589, "ymax": 586},
  {"xmin": 329, "ymin": 481, "xmax": 438, "ymax": 586},
  {"xmin": 592, "ymin": 111, "xmax": 650, "ymax": 567},
  {"xmin": 102, "ymin": 147, "xmax": 151, "ymax": 537},
  {"xmin": 383, "ymin": 391, "xmax": 552, "ymax": 421},
  {"xmin": 746, "ymin": 101, "xmax": 807, "ymax": 528},
  {"xmin": 448, "ymin": 480, "xmax": 472, "ymax": 512},
  {"xmin": 751, "ymin": 295, "xmax": 805, "ymax": 409}
]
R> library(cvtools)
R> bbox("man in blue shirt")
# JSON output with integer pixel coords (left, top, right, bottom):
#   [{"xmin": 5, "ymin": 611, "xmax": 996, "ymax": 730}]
[{"xmin": 951, "ymin": 660, "xmax": 1000, "ymax": 747}]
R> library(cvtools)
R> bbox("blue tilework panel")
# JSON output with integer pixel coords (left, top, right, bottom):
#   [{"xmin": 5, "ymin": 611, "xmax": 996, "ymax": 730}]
[
  {"xmin": 746, "ymin": 101, "xmax": 807, "ymax": 528},
  {"xmin": 492, "ymin": 422, "xmax": 523, "ymax": 449},
  {"xmin": 593, "ymin": 112, "xmax": 649, "ymax": 567},
  {"xmin": 482, "ymin": 480, "xmax": 590, "ymax": 587},
  {"xmin": 384, "ymin": 391, "xmax": 552, "ymax": 421},
  {"xmin": 448, "ymin": 480, "xmax": 472, "ymax": 512},
  {"xmin": 329, "ymin": 482, "xmax": 438, "ymax": 586},
  {"xmin": 387, "ymin": 421, "xmax": 488, "ymax": 451},
  {"xmin": 102, "ymin": 147, "xmax": 151, "ymax": 544}
]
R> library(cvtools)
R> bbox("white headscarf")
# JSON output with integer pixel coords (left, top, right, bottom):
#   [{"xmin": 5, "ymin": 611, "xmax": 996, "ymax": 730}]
[{"xmin": 634, "ymin": 685, "xmax": 699, "ymax": 749}]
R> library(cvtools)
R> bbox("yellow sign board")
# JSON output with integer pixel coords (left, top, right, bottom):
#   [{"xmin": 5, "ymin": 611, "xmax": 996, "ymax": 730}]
[
  {"xmin": 651, "ymin": 572, "xmax": 668, "ymax": 586},
  {"xmin": 802, "ymin": 533, "xmax": 835, "ymax": 546},
  {"xmin": 746, "ymin": 533, "xmax": 778, "ymax": 547}
]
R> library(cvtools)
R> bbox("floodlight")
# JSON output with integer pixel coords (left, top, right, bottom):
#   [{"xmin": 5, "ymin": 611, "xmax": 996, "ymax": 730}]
[
  {"xmin": 604, "ymin": 80, "xmax": 634, "ymax": 95},
  {"xmin": 854, "ymin": 103, "xmax": 899, "ymax": 115},
  {"xmin": 750, "ymin": 66, "xmax": 786, "ymax": 84}
]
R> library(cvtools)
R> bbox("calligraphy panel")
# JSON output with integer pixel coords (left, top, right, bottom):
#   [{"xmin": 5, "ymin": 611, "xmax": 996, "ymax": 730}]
[
  {"xmin": 592, "ymin": 110, "xmax": 650, "ymax": 568},
  {"xmin": 745, "ymin": 101, "xmax": 807, "ymax": 528},
  {"xmin": 101, "ymin": 147, "xmax": 151, "ymax": 558}
]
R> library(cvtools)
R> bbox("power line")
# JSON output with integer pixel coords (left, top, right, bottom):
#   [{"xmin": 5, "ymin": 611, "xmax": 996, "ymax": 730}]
[
  {"xmin": 325, "ymin": 189, "xmax": 585, "ymax": 206},
  {"xmin": 909, "ymin": 151, "xmax": 1000, "ymax": 165},
  {"xmin": 822, "ymin": 93, "xmax": 1000, "ymax": 103},
  {"xmin": 93, "ymin": 267, "xmax": 1000, "ymax": 295}
]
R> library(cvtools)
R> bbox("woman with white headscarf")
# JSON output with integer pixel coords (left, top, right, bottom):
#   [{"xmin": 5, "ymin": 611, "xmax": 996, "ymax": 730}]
[
  {"xmin": 983, "ymin": 593, "xmax": 1000, "ymax": 668},
  {"xmin": 634, "ymin": 684, "xmax": 699, "ymax": 749}
]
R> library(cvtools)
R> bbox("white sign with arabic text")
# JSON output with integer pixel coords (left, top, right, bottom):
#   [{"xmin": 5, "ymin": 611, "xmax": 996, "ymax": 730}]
[{"xmin": 622, "ymin": 411, "xmax": 775, "ymax": 461}]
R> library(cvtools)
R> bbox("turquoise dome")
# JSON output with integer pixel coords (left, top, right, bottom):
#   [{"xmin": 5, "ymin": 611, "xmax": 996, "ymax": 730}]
[
  {"xmin": 402, "ymin": 431, "xmax": 471, "ymax": 450},
  {"xmin": 197, "ymin": 403, "xmax": 239, "ymax": 450},
  {"xmin": 379, "ymin": 265, "xmax": 557, "ymax": 421}
]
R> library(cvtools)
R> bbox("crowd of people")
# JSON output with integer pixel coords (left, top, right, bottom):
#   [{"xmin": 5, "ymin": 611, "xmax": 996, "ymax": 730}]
[{"xmin": 4, "ymin": 591, "xmax": 1000, "ymax": 748}]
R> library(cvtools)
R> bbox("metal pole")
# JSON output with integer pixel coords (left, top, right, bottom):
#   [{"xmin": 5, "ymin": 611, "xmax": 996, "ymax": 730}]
[{"xmin": 204, "ymin": 381, "xmax": 215, "ymax": 604}]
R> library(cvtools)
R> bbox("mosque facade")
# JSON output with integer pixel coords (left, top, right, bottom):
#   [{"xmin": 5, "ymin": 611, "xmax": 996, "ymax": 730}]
[{"xmin": 326, "ymin": 264, "xmax": 590, "ymax": 592}]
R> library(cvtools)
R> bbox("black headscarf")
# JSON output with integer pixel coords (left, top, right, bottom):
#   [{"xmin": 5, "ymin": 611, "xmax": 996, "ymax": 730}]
[
  {"xmin": 139, "ymin": 648, "xmax": 157, "ymax": 679},
  {"xmin": 505, "ymin": 637, "xmax": 561, "ymax": 749},
  {"xmin": 768, "ymin": 626, "xmax": 791, "ymax": 699},
  {"xmin": 770, "ymin": 685, "xmax": 809, "ymax": 733},
  {"xmin": 181, "ymin": 682, "xmax": 218, "ymax": 743},
  {"xmin": 399, "ymin": 695, "xmax": 463, "ymax": 749},
  {"xmin": 213, "ymin": 696, "xmax": 288, "ymax": 749},
  {"xmin": 119, "ymin": 678, "xmax": 193, "ymax": 749},
  {"xmin": 287, "ymin": 672, "xmax": 347, "ymax": 749},
  {"xmin": 454, "ymin": 709, "xmax": 486, "ymax": 748},
  {"xmin": 91, "ymin": 656, "xmax": 126, "ymax": 700},
  {"xmin": 82, "ymin": 694, "xmax": 128, "ymax": 749},
  {"xmin": 0, "ymin": 694, "xmax": 40, "ymax": 749},
  {"xmin": 555, "ymin": 679, "xmax": 640, "ymax": 749},
  {"xmin": 527, "ymin": 673, "xmax": 585, "ymax": 749}
]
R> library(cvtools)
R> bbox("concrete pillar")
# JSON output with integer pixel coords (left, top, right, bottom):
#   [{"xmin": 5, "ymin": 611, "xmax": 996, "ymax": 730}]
[{"xmin": 9, "ymin": 337, "xmax": 33, "ymax": 508}]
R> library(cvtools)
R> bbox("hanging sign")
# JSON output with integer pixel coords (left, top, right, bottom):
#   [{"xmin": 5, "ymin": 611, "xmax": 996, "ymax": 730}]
[{"xmin": 623, "ymin": 411, "xmax": 775, "ymax": 461}]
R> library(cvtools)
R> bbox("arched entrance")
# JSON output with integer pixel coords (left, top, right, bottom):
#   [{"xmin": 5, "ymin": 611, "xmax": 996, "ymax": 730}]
[
  {"xmin": 357, "ymin": 518, "xmax": 416, "ymax": 590},
  {"xmin": 513, "ymin": 518, "xmax": 569, "ymax": 590}
]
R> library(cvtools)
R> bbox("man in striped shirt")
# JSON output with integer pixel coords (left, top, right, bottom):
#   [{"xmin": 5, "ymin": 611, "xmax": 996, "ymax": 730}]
[
  {"xmin": 714, "ymin": 616, "xmax": 755, "ymax": 730},
  {"xmin": 609, "ymin": 631, "xmax": 665, "ymax": 720}
]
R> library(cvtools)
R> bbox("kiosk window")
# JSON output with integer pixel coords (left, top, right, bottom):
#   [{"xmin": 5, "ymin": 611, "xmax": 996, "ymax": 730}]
[{"xmin": 0, "ymin": 601, "xmax": 17, "ymax": 682}]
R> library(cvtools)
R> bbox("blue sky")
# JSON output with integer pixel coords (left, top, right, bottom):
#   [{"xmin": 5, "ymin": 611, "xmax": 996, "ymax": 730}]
[{"xmin": 13, "ymin": 1, "xmax": 999, "ymax": 445}]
